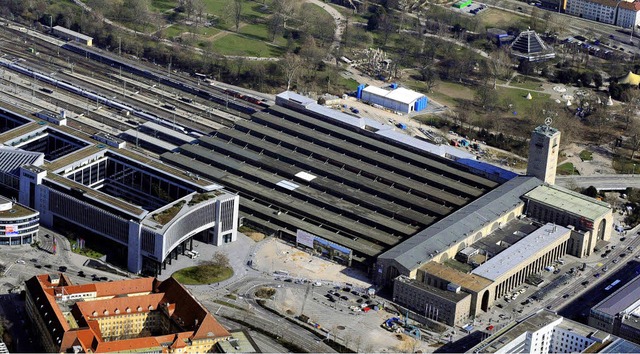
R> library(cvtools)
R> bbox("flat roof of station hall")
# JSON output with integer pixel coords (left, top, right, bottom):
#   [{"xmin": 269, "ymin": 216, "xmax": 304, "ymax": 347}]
[{"xmin": 163, "ymin": 100, "xmax": 501, "ymax": 263}]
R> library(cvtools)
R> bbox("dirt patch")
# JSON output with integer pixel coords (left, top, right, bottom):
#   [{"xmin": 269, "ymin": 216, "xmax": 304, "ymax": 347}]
[
  {"xmin": 253, "ymin": 238, "xmax": 371, "ymax": 287},
  {"xmin": 561, "ymin": 143, "xmax": 616, "ymax": 176},
  {"xmin": 246, "ymin": 232, "xmax": 266, "ymax": 242}
]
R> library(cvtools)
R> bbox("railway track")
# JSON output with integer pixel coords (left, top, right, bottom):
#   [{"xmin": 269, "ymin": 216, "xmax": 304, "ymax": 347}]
[{"xmin": 0, "ymin": 25, "xmax": 251, "ymax": 137}]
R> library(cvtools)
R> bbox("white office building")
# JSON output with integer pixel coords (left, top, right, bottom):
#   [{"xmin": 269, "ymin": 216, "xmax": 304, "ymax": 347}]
[{"xmin": 565, "ymin": 0, "xmax": 640, "ymax": 29}]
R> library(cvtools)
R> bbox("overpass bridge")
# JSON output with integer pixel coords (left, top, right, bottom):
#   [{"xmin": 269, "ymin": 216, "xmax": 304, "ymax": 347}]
[{"xmin": 555, "ymin": 175, "xmax": 640, "ymax": 191}]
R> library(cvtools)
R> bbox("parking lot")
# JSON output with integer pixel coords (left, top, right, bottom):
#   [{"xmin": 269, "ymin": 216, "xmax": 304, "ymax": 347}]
[{"xmin": 269, "ymin": 281, "xmax": 435, "ymax": 353}]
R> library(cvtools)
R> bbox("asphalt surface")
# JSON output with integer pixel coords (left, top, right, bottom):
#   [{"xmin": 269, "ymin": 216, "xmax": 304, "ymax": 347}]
[{"xmin": 556, "ymin": 174, "xmax": 640, "ymax": 191}]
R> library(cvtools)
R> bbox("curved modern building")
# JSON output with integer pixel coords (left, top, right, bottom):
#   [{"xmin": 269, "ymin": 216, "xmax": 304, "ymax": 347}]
[
  {"xmin": 0, "ymin": 195, "xmax": 39, "ymax": 245},
  {"xmin": 0, "ymin": 106, "xmax": 239, "ymax": 275}
]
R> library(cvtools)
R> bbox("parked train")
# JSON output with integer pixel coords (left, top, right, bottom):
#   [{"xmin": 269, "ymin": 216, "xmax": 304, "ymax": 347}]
[
  {"xmin": 62, "ymin": 43, "xmax": 268, "ymax": 114},
  {"xmin": 0, "ymin": 59, "xmax": 201, "ymax": 135}
]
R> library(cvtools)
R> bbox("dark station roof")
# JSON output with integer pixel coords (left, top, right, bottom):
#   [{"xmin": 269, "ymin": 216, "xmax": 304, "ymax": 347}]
[{"xmin": 162, "ymin": 105, "xmax": 499, "ymax": 264}]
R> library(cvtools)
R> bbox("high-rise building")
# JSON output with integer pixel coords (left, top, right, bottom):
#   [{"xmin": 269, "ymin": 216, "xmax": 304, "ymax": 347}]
[{"xmin": 527, "ymin": 124, "xmax": 561, "ymax": 185}]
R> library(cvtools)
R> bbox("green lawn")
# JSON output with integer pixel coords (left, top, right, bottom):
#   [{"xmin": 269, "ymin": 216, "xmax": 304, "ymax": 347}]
[
  {"xmin": 509, "ymin": 76, "xmax": 545, "ymax": 91},
  {"xmin": 557, "ymin": 162, "xmax": 579, "ymax": 175},
  {"xmin": 164, "ymin": 24, "xmax": 188, "ymax": 38},
  {"xmin": 172, "ymin": 265, "xmax": 233, "ymax": 285},
  {"xmin": 496, "ymin": 87, "xmax": 551, "ymax": 115},
  {"xmin": 338, "ymin": 76, "xmax": 359, "ymax": 91},
  {"xmin": 70, "ymin": 239, "xmax": 105, "ymax": 259},
  {"xmin": 477, "ymin": 8, "xmax": 528, "ymax": 29},
  {"xmin": 150, "ymin": 0, "xmax": 177, "ymax": 12},
  {"xmin": 212, "ymin": 34, "xmax": 284, "ymax": 57},
  {"xmin": 239, "ymin": 23, "xmax": 269, "ymax": 40},
  {"xmin": 301, "ymin": 2, "xmax": 334, "ymax": 24},
  {"xmin": 579, "ymin": 150, "xmax": 593, "ymax": 161}
]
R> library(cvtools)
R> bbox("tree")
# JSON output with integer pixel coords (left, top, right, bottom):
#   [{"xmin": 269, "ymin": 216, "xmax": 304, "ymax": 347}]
[
  {"xmin": 582, "ymin": 186, "xmax": 599, "ymax": 198},
  {"xmin": 193, "ymin": 0, "xmax": 206, "ymax": 34},
  {"xmin": 628, "ymin": 123, "xmax": 640, "ymax": 160},
  {"xmin": 272, "ymin": 0, "xmax": 299, "ymax": 30},
  {"xmin": 420, "ymin": 66, "xmax": 437, "ymax": 93},
  {"xmin": 212, "ymin": 251, "xmax": 230, "ymax": 268},
  {"xmin": 488, "ymin": 48, "xmax": 513, "ymax": 89},
  {"xmin": 593, "ymin": 72, "xmax": 603, "ymax": 89},
  {"xmin": 268, "ymin": 13, "xmax": 284, "ymax": 41},
  {"xmin": 232, "ymin": 0, "xmax": 242, "ymax": 33},
  {"xmin": 281, "ymin": 53, "xmax": 303, "ymax": 90}
]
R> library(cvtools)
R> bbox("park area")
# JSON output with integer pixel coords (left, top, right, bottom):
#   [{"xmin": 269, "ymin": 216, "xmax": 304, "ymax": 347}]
[{"xmin": 145, "ymin": 0, "xmax": 333, "ymax": 58}]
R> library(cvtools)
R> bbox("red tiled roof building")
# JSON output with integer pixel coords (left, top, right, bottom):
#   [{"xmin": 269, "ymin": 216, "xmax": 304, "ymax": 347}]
[{"xmin": 25, "ymin": 274, "xmax": 231, "ymax": 353}]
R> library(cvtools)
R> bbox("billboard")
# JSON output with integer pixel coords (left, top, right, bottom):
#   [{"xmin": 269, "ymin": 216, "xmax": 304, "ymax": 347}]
[
  {"xmin": 296, "ymin": 229, "xmax": 315, "ymax": 248},
  {"xmin": 5, "ymin": 225, "xmax": 18, "ymax": 236},
  {"xmin": 296, "ymin": 229, "xmax": 353, "ymax": 265}
]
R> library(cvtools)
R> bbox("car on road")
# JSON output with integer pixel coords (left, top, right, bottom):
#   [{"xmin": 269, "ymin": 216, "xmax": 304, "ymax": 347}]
[
  {"xmin": 44, "ymin": 264, "xmax": 52, "ymax": 269},
  {"xmin": 340, "ymin": 295, "xmax": 349, "ymax": 301},
  {"xmin": 59, "ymin": 266, "xmax": 67, "ymax": 272},
  {"xmin": 15, "ymin": 260, "xmax": 25, "ymax": 264},
  {"xmin": 594, "ymin": 273, "xmax": 601, "ymax": 278},
  {"xmin": 613, "ymin": 259, "xmax": 619, "ymax": 264},
  {"xmin": 582, "ymin": 280, "xmax": 590, "ymax": 286},
  {"xmin": 34, "ymin": 264, "xmax": 42, "ymax": 269},
  {"xmin": 563, "ymin": 294, "xmax": 570, "ymax": 298},
  {"xmin": 100, "ymin": 276, "xmax": 108, "ymax": 281},
  {"xmin": 620, "ymin": 253, "xmax": 627, "ymax": 257}
]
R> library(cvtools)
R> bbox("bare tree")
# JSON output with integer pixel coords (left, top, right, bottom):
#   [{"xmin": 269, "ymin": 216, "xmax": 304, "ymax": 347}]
[
  {"xmin": 193, "ymin": 0, "xmax": 206, "ymax": 34},
  {"xmin": 488, "ymin": 48, "xmax": 513, "ymax": 89},
  {"xmin": 628, "ymin": 123, "xmax": 640, "ymax": 160},
  {"xmin": 268, "ymin": 13, "xmax": 284, "ymax": 41},
  {"xmin": 212, "ymin": 251, "xmax": 230, "ymax": 268},
  {"xmin": 232, "ymin": 0, "xmax": 243, "ymax": 33},
  {"xmin": 281, "ymin": 53, "xmax": 303, "ymax": 91},
  {"xmin": 272, "ymin": 0, "xmax": 299, "ymax": 30}
]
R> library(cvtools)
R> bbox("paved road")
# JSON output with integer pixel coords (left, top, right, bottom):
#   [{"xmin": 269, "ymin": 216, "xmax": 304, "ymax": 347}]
[
  {"xmin": 556, "ymin": 174, "xmax": 640, "ymax": 190},
  {"xmin": 203, "ymin": 299, "xmax": 336, "ymax": 353}
]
